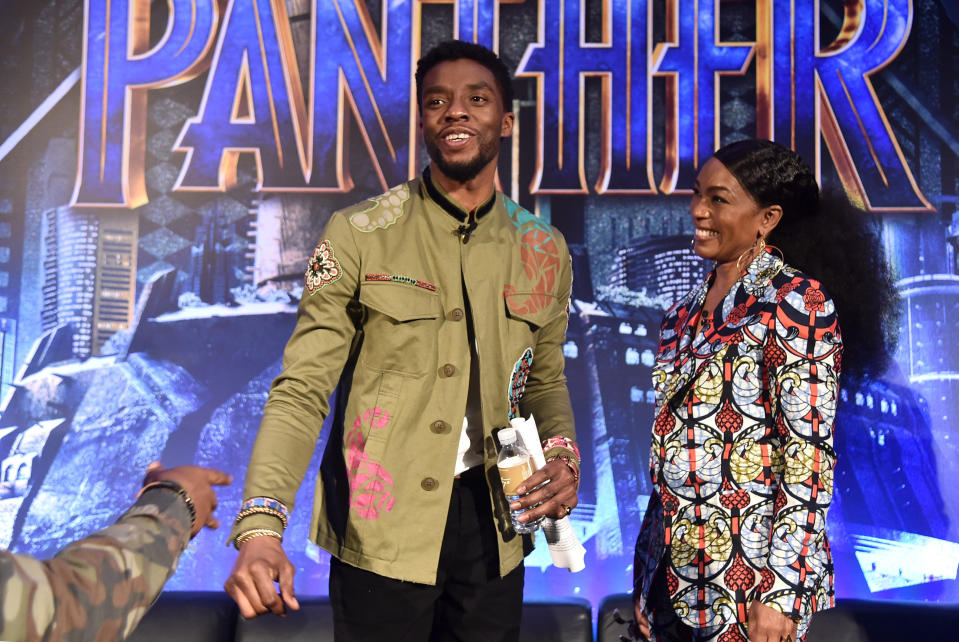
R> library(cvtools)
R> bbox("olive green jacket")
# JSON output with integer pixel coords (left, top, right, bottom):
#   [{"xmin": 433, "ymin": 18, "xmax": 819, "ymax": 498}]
[{"xmin": 233, "ymin": 171, "xmax": 577, "ymax": 584}]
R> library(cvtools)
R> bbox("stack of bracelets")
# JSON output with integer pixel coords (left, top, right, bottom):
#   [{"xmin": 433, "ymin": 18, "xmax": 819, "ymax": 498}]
[
  {"xmin": 542, "ymin": 435, "xmax": 581, "ymax": 487},
  {"xmin": 233, "ymin": 497, "xmax": 290, "ymax": 548}
]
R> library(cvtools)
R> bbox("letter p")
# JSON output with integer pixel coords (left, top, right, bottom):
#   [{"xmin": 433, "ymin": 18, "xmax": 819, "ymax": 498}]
[{"xmin": 72, "ymin": 0, "xmax": 221, "ymax": 208}]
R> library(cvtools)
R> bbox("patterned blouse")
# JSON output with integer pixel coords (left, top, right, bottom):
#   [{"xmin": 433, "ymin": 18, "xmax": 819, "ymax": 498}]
[{"xmin": 633, "ymin": 249, "xmax": 841, "ymax": 641}]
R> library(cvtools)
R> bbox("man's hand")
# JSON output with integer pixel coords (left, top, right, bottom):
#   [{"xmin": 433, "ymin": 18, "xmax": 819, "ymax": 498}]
[
  {"xmin": 224, "ymin": 535, "xmax": 300, "ymax": 618},
  {"xmin": 142, "ymin": 462, "xmax": 232, "ymax": 537},
  {"xmin": 747, "ymin": 599, "xmax": 798, "ymax": 642},
  {"xmin": 509, "ymin": 458, "xmax": 578, "ymax": 522}
]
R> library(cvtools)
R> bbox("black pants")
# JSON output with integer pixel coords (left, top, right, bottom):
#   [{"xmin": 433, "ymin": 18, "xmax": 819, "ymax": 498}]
[{"xmin": 329, "ymin": 467, "xmax": 525, "ymax": 641}]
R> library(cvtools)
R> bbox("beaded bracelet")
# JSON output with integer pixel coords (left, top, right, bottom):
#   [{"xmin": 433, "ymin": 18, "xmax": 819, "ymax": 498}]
[
  {"xmin": 240, "ymin": 497, "xmax": 289, "ymax": 520},
  {"xmin": 546, "ymin": 454, "xmax": 580, "ymax": 488},
  {"xmin": 233, "ymin": 528, "xmax": 283, "ymax": 549},
  {"xmin": 234, "ymin": 506, "xmax": 288, "ymax": 528},
  {"xmin": 138, "ymin": 480, "xmax": 197, "ymax": 530}
]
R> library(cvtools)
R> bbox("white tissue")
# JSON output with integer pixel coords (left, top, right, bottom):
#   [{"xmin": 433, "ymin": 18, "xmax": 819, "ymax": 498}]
[{"xmin": 509, "ymin": 416, "xmax": 586, "ymax": 573}]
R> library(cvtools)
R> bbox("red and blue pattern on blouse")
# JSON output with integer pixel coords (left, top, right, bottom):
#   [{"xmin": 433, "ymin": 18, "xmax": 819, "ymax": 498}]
[{"xmin": 634, "ymin": 249, "xmax": 841, "ymax": 641}]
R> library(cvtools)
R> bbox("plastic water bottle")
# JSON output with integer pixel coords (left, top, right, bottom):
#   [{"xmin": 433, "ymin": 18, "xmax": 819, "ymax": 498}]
[{"xmin": 497, "ymin": 428, "xmax": 543, "ymax": 534}]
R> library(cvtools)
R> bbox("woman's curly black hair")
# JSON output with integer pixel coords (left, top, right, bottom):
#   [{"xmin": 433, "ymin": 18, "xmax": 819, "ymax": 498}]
[{"xmin": 712, "ymin": 138, "xmax": 900, "ymax": 381}]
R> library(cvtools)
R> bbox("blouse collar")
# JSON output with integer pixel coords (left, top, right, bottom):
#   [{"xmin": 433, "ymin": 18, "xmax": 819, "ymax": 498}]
[{"xmin": 678, "ymin": 248, "xmax": 785, "ymax": 352}]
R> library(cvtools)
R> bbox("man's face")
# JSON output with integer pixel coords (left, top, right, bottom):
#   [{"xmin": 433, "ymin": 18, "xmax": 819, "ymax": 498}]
[{"xmin": 419, "ymin": 58, "xmax": 514, "ymax": 184}]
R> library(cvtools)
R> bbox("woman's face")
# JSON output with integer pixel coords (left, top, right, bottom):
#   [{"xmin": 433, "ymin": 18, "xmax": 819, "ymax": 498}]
[{"xmin": 690, "ymin": 158, "xmax": 771, "ymax": 266}]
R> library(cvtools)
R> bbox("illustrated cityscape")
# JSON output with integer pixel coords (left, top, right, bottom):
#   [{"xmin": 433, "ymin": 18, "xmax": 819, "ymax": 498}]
[{"xmin": 0, "ymin": 0, "xmax": 957, "ymax": 605}]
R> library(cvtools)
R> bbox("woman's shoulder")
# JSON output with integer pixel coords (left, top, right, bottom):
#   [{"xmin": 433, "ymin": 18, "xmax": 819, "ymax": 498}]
[
  {"xmin": 772, "ymin": 263, "xmax": 832, "ymax": 300},
  {"xmin": 769, "ymin": 263, "xmax": 839, "ymax": 326}
]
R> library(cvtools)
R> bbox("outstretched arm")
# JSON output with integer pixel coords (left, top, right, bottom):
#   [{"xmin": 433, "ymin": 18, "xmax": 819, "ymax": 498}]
[
  {"xmin": 227, "ymin": 213, "xmax": 362, "ymax": 618},
  {"xmin": 0, "ymin": 464, "xmax": 230, "ymax": 642}
]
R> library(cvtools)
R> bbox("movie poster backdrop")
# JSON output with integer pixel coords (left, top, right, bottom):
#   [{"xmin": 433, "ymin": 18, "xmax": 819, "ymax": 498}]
[{"xmin": 0, "ymin": 0, "xmax": 957, "ymax": 606}]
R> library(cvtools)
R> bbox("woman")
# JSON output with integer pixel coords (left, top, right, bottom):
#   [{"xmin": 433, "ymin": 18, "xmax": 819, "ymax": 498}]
[{"xmin": 632, "ymin": 139, "xmax": 897, "ymax": 642}]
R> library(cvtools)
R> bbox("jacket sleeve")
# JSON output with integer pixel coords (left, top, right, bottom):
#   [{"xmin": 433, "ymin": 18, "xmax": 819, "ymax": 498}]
[
  {"xmin": 231, "ymin": 212, "xmax": 362, "ymax": 540},
  {"xmin": 518, "ymin": 232, "xmax": 578, "ymax": 467},
  {"xmin": 0, "ymin": 489, "xmax": 191, "ymax": 642},
  {"xmin": 753, "ymin": 278, "xmax": 841, "ymax": 620}
]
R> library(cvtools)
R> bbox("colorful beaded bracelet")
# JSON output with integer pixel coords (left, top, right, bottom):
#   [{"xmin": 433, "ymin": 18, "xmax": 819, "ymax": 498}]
[
  {"xmin": 234, "ymin": 506, "xmax": 288, "ymax": 528},
  {"xmin": 542, "ymin": 435, "xmax": 582, "ymax": 462},
  {"xmin": 240, "ymin": 497, "xmax": 289, "ymax": 520}
]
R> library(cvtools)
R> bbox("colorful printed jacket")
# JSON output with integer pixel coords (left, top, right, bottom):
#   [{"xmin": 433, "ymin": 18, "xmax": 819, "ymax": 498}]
[
  {"xmin": 633, "ymin": 250, "xmax": 841, "ymax": 641},
  {"xmin": 232, "ymin": 169, "xmax": 578, "ymax": 584},
  {"xmin": 0, "ymin": 488, "xmax": 192, "ymax": 642}
]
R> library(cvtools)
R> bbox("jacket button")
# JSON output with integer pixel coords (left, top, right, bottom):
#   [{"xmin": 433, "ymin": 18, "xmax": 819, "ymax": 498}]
[
  {"xmin": 430, "ymin": 420, "xmax": 450, "ymax": 434},
  {"xmin": 441, "ymin": 364, "xmax": 456, "ymax": 377},
  {"xmin": 450, "ymin": 308, "xmax": 465, "ymax": 321},
  {"xmin": 421, "ymin": 477, "xmax": 438, "ymax": 491}
]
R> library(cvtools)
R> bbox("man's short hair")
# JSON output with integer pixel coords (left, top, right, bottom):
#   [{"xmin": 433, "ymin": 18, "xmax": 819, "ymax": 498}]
[{"xmin": 415, "ymin": 40, "xmax": 514, "ymax": 111}]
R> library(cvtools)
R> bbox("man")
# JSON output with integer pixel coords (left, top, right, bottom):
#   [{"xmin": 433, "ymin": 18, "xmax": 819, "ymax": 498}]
[
  {"xmin": 224, "ymin": 40, "xmax": 580, "ymax": 641},
  {"xmin": 0, "ymin": 463, "xmax": 231, "ymax": 641}
]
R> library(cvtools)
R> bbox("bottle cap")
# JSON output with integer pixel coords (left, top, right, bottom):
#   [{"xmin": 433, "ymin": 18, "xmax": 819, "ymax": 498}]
[{"xmin": 499, "ymin": 428, "xmax": 517, "ymax": 444}]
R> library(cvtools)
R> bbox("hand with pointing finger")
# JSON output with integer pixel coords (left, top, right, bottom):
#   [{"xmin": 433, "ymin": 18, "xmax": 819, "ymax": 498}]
[{"xmin": 141, "ymin": 462, "xmax": 233, "ymax": 537}]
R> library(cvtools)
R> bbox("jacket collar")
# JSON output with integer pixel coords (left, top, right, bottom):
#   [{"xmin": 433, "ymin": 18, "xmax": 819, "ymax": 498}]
[
  {"xmin": 664, "ymin": 249, "xmax": 785, "ymax": 359},
  {"xmin": 705, "ymin": 249, "xmax": 783, "ymax": 331},
  {"xmin": 738, "ymin": 248, "xmax": 785, "ymax": 296},
  {"xmin": 655, "ymin": 250, "xmax": 785, "ymax": 407},
  {"xmin": 422, "ymin": 166, "xmax": 496, "ymax": 224}
]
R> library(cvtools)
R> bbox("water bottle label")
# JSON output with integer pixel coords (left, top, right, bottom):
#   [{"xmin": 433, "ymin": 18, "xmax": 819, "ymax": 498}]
[{"xmin": 497, "ymin": 457, "xmax": 533, "ymax": 495}]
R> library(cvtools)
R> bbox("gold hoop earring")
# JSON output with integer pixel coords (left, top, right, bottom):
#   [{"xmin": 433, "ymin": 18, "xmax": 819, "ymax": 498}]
[
  {"xmin": 765, "ymin": 243, "xmax": 784, "ymax": 261},
  {"xmin": 735, "ymin": 236, "xmax": 766, "ymax": 273}
]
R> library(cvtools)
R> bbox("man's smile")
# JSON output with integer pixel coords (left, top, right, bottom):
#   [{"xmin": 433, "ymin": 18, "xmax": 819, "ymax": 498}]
[{"xmin": 439, "ymin": 128, "xmax": 476, "ymax": 149}]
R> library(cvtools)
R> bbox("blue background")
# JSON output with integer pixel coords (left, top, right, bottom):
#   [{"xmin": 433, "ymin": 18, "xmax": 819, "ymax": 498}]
[{"xmin": 0, "ymin": 0, "xmax": 957, "ymax": 610}]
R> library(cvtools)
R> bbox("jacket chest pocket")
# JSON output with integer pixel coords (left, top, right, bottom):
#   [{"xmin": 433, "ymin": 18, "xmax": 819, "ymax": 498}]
[
  {"xmin": 359, "ymin": 283, "xmax": 440, "ymax": 376},
  {"xmin": 503, "ymin": 291, "xmax": 563, "ymax": 348}
]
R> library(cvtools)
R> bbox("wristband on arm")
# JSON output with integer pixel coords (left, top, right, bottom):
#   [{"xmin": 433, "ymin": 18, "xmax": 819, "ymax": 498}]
[{"xmin": 138, "ymin": 480, "xmax": 197, "ymax": 530}]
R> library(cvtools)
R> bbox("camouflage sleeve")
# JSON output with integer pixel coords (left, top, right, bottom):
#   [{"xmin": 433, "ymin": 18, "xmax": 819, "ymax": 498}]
[{"xmin": 0, "ymin": 487, "xmax": 192, "ymax": 642}]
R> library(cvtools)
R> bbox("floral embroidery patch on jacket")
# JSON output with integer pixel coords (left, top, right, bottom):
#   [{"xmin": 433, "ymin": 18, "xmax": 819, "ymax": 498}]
[{"xmin": 305, "ymin": 239, "xmax": 342, "ymax": 294}]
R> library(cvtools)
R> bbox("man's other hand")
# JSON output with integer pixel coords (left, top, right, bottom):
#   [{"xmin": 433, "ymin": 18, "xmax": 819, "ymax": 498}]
[
  {"xmin": 224, "ymin": 535, "xmax": 300, "ymax": 618},
  {"xmin": 509, "ymin": 458, "xmax": 579, "ymax": 522}
]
